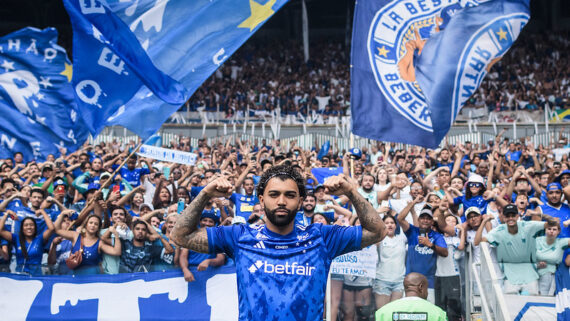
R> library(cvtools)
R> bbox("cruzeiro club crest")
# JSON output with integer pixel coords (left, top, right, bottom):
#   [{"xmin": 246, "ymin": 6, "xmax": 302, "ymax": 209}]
[{"xmin": 367, "ymin": 0, "xmax": 527, "ymax": 132}]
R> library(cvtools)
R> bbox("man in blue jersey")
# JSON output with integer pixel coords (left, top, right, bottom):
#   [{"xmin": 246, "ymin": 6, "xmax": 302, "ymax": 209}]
[
  {"xmin": 538, "ymin": 183, "xmax": 570, "ymax": 238},
  {"xmin": 171, "ymin": 165, "xmax": 385, "ymax": 321},
  {"xmin": 397, "ymin": 201, "xmax": 448, "ymax": 304},
  {"xmin": 111, "ymin": 155, "xmax": 151, "ymax": 188},
  {"xmin": 229, "ymin": 159, "xmax": 258, "ymax": 220}
]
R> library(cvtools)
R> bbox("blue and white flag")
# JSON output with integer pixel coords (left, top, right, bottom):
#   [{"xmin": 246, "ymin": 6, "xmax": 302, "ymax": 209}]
[
  {"xmin": 0, "ymin": 267, "xmax": 238, "ymax": 320},
  {"xmin": 351, "ymin": 0, "xmax": 529, "ymax": 148},
  {"xmin": 0, "ymin": 27, "xmax": 89, "ymax": 161},
  {"xmin": 65, "ymin": 0, "xmax": 289, "ymax": 139},
  {"xmin": 555, "ymin": 250, "xmax": 570, "ymax": 321}
]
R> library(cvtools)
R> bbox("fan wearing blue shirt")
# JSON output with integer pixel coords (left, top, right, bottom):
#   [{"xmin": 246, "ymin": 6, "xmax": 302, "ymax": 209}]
[
  {"xmin": 171, "ymin": 165, "xmax": 385, "ymax": 321},
  {"xmin": 112, "ymin": 156, "xmax": 150, "ymax": 188},
  {"xmin": 538, "ymin": 183, "xmax": 570, "ymax": 238},
  {"xmin": 397, "ymin": 200, "xmax": 448, "ymax": 304},
  {"xmin": 229, "ymin": 160, "xmax": 258, "ymax": 220}
]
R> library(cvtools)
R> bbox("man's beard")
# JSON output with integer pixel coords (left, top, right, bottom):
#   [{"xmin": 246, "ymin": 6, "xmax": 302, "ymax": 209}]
[
  {"xmin": 362, "ymin": 185, "xmax": 373, "ymax": 193},
  {"xmin": 265, "ymin": 207, "xmax": 297, "ymax": 227},
  {"xmin": 303, "ymin": 204, "xmax": 315, "ymax": 214}
]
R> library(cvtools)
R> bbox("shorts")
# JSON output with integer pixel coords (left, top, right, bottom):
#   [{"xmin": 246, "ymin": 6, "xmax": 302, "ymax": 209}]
[
  {"xmin": 538, "ymin": 273, "xmax": 555, "ymax": 296},
  {"xmin": 503, "ymin": 278, "xmax": 538, "ymax": 296},
  {"xmin": 373, "ymin": 279, "xmax": 404, "ymax": 296},
  {"xmin": 331, "ymin": 273, "xmax": 344, "ymax": 281},
  {"xmin": 343, "ymin": 284, "xmax": 371, "ymax": 292}
]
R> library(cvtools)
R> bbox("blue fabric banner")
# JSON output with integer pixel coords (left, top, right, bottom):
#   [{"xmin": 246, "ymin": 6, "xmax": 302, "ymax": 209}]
[
  {"xmin": 350, "ymin": 0, "xmax": 529, "ymax": 148},
  {"xmin": 64, "ymin": 0, "xmax": 289, "ymax": 140},
  {"xmin": 0, "ymin": 266, "xmax": 238, "ymax": 320},
  {"xmin": 0, "ymin": 27, "xmax": 89, "ymax": 161},
  {"xmin": 555, "ymin": 250, "xmax": 570, "ymax": 321}
]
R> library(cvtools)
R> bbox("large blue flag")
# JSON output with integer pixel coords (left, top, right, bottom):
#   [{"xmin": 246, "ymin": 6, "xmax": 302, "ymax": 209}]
[
  {"xmin": 0, "ymin": 27, "xmax": 89, "ymax": 161},
  {"xmin": 351, "ymin": 0, "xmax": 529, "ymax": 148},
  {"xmin": 64, "ymin": 0, "xmax": 289, "ymax": 139}
]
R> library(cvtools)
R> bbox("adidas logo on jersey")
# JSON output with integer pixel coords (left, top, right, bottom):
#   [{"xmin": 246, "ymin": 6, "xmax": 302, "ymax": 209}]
[
  {"xmin": 253, "ymin": 241, "xmax": 266, "ymax": 249},
  {"xmin": 247, "ymin": 260, "xmax": 316, "ymax": 276}
]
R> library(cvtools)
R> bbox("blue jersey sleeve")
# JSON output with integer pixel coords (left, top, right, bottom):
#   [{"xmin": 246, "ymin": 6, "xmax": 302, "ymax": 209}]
[
  {"xmin": 190, "ymin": 186, "xmax": 204, "ymax": 197},
  {"xmin": 404, "ymin": 224, "xmax": 419, "ymax": 239},
  {"xmin": 206, "ymin": 225, "xmax": 239, "ymax": 258},
  {"xmin": 432, "ymin": 232, "xmax": 447, "ymax": 248},
  {"xmin": 453, "ymin": 196, "xmax": 463, "ymax": 206},
  {"xmin": 318, "ymin": 224, "xmax": 362, "ymax": 259},
  {"xmin": 140, "ymin": 167, "xmax": 150, "ymax": 176}
]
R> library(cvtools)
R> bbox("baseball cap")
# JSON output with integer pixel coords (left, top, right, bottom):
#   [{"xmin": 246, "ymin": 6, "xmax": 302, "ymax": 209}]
[
  {"xmin": 140, "ymin": 203, "xmax": 154, "ymax": 211},
  {"xmin": 349, "ymin": 148, "xmax": 362, "ymax": 159},
  {"xmin": 546, "ymin": 182, "xmax": 562, "ymax": 192},
  {"xmin": 503, "ymin": 204, "xmax": 518, "ymax": 216},
  {"xmin": 200, "ymin": 211, "xmax": 220, "ymax": 225},
  {"xmin": 555, "ymin": 170, "xmax": 570, "ymax": 183},
  {"xmin": 314, "ymin": 184, "xmax": 325, "ymax": 191},
  {"xmin": 100, "ymin": 172, "xmax": 112, "ymax": 180},
  {"xmin": 418, "ymin": 208, "xmax": 433, "ymax": 218},
  {"xmin": 53, "ymin": 178, "xmax": 66, "ymax": 188},
  {"xmin": 465, "ymin": 207, "xmax": 481, "ymax": 217}
]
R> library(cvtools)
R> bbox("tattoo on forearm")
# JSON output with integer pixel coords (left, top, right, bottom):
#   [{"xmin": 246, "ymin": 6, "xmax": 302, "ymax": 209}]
[
  {"xmin": 348, "ymin": 191, "xmax": 382, "ymax": 232},
  {"xmin": 172, "ymin": 192, "xmax": 210, "ymax": 253},
  {"xmin": 361, "ymin": 230, "xmax": 383, "ymax": 248}
]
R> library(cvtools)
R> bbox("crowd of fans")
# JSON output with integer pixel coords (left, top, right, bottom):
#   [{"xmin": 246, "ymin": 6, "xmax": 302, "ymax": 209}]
[
  {"xmin": 0, "ymin": 128, "xmax": 569, "ymax": 320},
  {"xmin": 184, "ymin": 32, "xmax": 570, "ymax": 122}
]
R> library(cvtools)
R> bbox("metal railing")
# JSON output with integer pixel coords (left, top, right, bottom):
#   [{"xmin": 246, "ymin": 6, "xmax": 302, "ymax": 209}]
[
  {"xmin": 476, "ymin": 243, "xmax": 510, "ymax": 321},
  {"xmin": 89, "ymin": 126, "xmax": 570, "ymax": 153}
]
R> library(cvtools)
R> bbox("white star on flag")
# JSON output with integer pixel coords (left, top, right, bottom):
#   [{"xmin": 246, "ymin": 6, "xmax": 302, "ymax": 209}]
[
  {"xmin": 36, "ymin": 93, "xmax": 45, "ymax": 101},
  {"xmin": 1, "ymin": 60, "xmax": 15, "ymax": 72},
  {"xmin": 39, "ymin": 76, "xmax": 52, "ymax": 88}
]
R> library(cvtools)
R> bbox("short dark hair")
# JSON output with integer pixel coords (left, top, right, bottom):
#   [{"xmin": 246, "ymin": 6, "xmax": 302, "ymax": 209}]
[
  {"xmin": 0, "ymin": 178, "xmax": 16, "ymax": 189},
  {"xmin": 30, "ymin": 187, "xmax": 46, "ymax": 198},
  {"xmin": 257, "ymin": 165, "xmax": 306, "ymax": 198},
  {"xmin": 132, "ymin": 220, "xmax": 149, "ymax": 232}
]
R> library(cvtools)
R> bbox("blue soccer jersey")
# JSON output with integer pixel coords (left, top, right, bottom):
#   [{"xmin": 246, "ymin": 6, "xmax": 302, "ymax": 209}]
[
  {"xmin": 404, "ymin": 225, "xmax": 447, "ymax": 288},
  {"xmin": 229, "ymin": 193, "xmax": 259, "ymax": 219},
  {"xmin": 207, "ymin": 223, "xmax": 362, "ymax": 321}
]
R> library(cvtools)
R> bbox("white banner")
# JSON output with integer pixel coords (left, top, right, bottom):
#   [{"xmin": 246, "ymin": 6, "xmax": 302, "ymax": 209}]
[
  {"xmin": 138, "ymin": 145, "xmax": 197, "ymax": 165},
  {"xmin": 330, "ymin": 246, "xmax": 378, "ymax": 278}
]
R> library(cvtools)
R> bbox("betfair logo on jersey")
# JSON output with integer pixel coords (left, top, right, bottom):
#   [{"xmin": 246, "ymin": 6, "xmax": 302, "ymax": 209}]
[{"xmin": 248, "ymin": 260, "xmax": 316, "ymax": 276}]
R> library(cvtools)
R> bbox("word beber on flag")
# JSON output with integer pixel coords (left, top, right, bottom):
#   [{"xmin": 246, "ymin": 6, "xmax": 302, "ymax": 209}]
[
  {"xmin": 64, "ymin": 0, "xmax": 289, "ymax": 140},
  {"xmin": 351, "ymin": 0, "xmax": 529, "ymax": 148}
]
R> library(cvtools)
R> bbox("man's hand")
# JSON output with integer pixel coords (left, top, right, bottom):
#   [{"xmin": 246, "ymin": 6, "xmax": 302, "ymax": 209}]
[
  {"xmin": 324, "ymin": 174, "xmax": 357, "ymax": 196},
  {"xmin": 197, "ymin": 260, "xmax": 210, "ymax": 271},
  {"xmin": 202, "ymin": 177, "xmax": 233, "ymax": 198},
  {"xmin": 183, "ymin": 269, "xmax": 195, "ymax": 282},
  {"xmin": 537, "ymin": 261, "xmax": 547, "ymax": 269},
  {"xmin": 418, "ymin": 236, "xmax": 433, "ymax": 248},
  {"xmin": 413, "ymin": 195, "xmax": 424, "ymax": 204}
]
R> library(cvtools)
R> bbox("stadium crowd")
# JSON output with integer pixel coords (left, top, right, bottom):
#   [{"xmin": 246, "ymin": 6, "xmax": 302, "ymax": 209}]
[
  {"xmin": 0, "ymin": 128, "xmax": 569, "ymax": 320},
  {"xmin": 185, "ymin": 33, "xmax": 570, "ymax": 121}
]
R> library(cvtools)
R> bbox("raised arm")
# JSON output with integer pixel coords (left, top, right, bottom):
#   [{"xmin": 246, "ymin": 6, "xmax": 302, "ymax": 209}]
[
  {"xmin": 324, "ymin": 174, "xmax": 385, "ymax": 248},
  {"xmin": 54, "ymin": 210, "xmax": 79, "ymax": 241},
  {"xmin": 38, "ymin": 209, "xmax": 55, "ymax": 242},
  {"xmin": 171, "ymin": 177, "xmax": 233, "ymax": 253},
  {"xmin": 144, "ymin": 220, "xmax": 174, "ymax": 254},
  {"xmin": 0, "ymin": 212, "xmax": 14, "ymax": 242},
  {"xmin": 474, "ymin": 215, "xmax": 493, "ymax": 245}
]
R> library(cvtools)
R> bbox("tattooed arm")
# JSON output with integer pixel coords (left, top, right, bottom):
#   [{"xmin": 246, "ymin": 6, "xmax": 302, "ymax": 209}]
[
  {"xmin": 324, "ymin": 174, "xmax": 386, "ymax": 248},
  {"xmin": 171, "ymin": 177, "xmax": 233, "ymax": 253}
]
